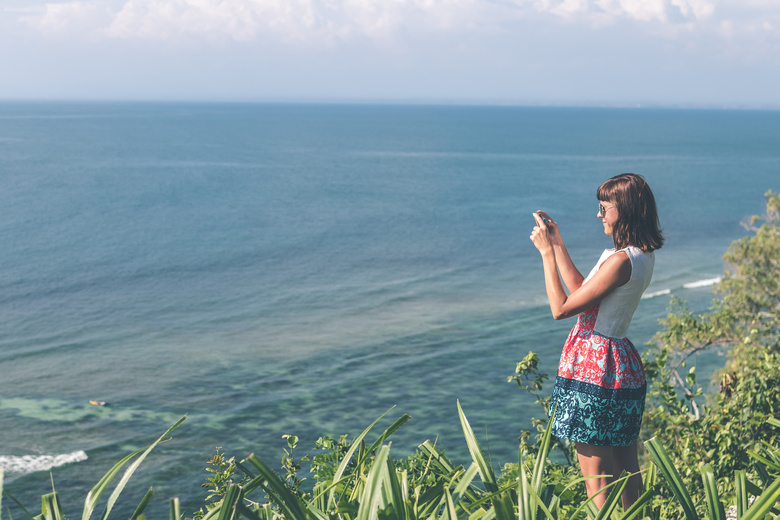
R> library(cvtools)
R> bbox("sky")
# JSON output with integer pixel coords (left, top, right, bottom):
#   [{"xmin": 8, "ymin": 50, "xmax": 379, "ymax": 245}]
[{"xmin": 1, "ymin": 0, "xmax": 779, "ymax": 107}]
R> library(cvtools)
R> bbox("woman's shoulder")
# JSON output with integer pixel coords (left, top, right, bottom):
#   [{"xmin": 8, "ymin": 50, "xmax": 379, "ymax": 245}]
[{"xmin": 621, "ymin": 245, "xmax": 654, "ymax": 258}]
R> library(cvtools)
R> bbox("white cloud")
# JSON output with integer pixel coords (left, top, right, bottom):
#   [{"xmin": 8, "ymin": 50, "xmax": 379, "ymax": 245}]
[
  {"xmin": 529, "ymin": 0, "xmax": 715, "ymax": 24},
  {"xmin": 19, "ymin": 2, "xmax": 113, "ymax": 36},
  {"xmin": 11, "ymin": 0, "xmax": 779, "ymax": 60}
]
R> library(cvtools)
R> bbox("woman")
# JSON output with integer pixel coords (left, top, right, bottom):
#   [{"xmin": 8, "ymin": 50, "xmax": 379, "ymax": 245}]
[{"xmin": 529, "ymin": 173, "xmax": 663, "ymax": 510}]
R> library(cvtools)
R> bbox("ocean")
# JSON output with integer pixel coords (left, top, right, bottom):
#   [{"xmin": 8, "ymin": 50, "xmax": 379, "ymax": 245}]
[{"xmin": 0, "ymin": 102, "xmax": 777, "ymax": 517}]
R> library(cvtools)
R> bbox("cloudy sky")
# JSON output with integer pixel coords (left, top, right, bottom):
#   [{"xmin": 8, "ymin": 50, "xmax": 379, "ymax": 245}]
[{"xmin": 1, "ymin": 0, "xmax": 779, "ymax": 106}]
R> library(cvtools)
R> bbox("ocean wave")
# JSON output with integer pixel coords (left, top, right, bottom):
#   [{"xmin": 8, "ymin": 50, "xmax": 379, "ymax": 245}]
[
  {"xmin": 683, "ymin": 277, "xmax": 722, "ymax": 289},
  {"xmin": 642, "ymin": 288, "xmax": 671, "ymax": 299},
  {"xmin": 641, "ymin": 276, "xmax": 722, "ymax": 300},
  {"xmin": 0, "ymin": 451, "xmax": 88, "ymax": 474}
]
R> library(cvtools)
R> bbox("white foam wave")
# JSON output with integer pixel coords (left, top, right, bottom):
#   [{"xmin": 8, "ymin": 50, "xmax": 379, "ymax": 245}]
[
  {"xmin": 683, "ymin": 277, "xmax": 721, "ymax": 289},
  {"xmin": 0, "ymin": 451, "xmax": 88, "ymax": 474},
  {"xmin": 642, "ymin": 288, "xmax": 671, "ymax": 299}
]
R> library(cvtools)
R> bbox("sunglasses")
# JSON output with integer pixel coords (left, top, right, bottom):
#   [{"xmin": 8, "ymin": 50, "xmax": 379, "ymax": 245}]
[{"xmin": 598, "ymin": 202, "xmax": 614, "ymax": 217}]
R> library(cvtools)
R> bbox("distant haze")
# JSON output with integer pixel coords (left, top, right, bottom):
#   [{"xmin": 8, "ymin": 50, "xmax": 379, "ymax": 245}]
[{"xmin": 1, "ymin": 0, "xmax": 779, "ymax": 107}]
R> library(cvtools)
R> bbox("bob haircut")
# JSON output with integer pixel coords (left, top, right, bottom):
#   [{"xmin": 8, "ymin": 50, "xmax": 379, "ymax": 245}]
[{"xmin": 597, "ymin": 173, "xmax": 664, "ymax": 252}]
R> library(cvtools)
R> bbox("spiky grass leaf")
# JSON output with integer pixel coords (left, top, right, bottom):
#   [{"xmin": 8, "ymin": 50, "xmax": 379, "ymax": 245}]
[
  {"xmin": 324, "ymin": 407, "xmax": 400, "ymax": 509},
  {"xmin": 453, "ymin": 463, "xmax": 480, "ymax": 502},
  {"xmin": 4, "ymin": 491, "xmax": 36, "ymax": 520},
  {"xmin": 216, "ymin": 484, "xmax": 242, "ymax": 520},
  {"xmin": 735, "ymin": 470, "xmax": 748, "ymax": 518},
  {"xmin": 129, "ymin": 488, "xmax": 154, "ymax": 520},
  {"xmin": 740, "ymin": 476, "xmax": 780, "ymax": 520},
  {"xmin": 244, "ymin": 454, "xmax": 310, "ymax": 520},
  {"xmin": 356, "ymin": 445, "xmax": 392, "ymax": 520},
  {"xmin": 592, "ymin": 475, "xmax": 626, "ymax": 520},
  {"xmin": 644, "ymin": 436, "xmax": 699, "ymax": 520},
  {"xmin": 701, "ymin": 464, "xmax": 725, "ymax": 520},
  {"xmin": 169, "ymin": 497, "xmax": 180, "ymax": 520},
  {"xmin": 619, "ymin": 488, "xmax": 654, "ymax": 520},
  {"xmin": 42, "ymin": 493, "xmax": 64, "ymax": 520},
  {"xmin": 456, "ymin": 401, "xmax": 497, "ymax": 493},
  {"xmin": 83, "ymin": 416, "xmax": 186, "ymax": 520},
  {"xmin": 531, "ymin": 411, "xmax": 555, "ymax": 494},
  {"xmin": 443, "ymin": 488, "xmax": 458, "ymax": 520}
]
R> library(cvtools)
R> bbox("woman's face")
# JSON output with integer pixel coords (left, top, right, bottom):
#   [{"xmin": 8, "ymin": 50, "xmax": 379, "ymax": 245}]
[{"xmin": 598, "ymin": 200, "xmax": 618, "ymax": 236}]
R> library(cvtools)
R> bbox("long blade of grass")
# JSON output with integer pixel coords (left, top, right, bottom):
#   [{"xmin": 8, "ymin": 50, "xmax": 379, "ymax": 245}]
[
  {"xmin": 356, "ymin": 445, "xmax": 392, "ymax": 520},
  {"xmin": 100, "ymin": 416, "xmax": 187, "ymax": 520},
  {"xmin": 129, "ymin": 488, "xmax": 154, "ymax": 520},
  {"xmin": 83, "ymin": 416, "xmax": 186, "ymax": 520},
  {"xmin": 169, "ymin": 497, "xmax": 181, "ymax": 520},
  {"xmin": 453, "ymin": 463, "xmax": 480, "ymax": 502},
  {"xmin": 701, "ymin": 464, "xmax": 725, "ymax": 520},
  {"xmin": 236, "ymin": 501, "xmax": 265, "ymax": 520},
  {"xmin": 216, "ymin": 484, "xmax": 243, "ymax": 520},
  {"xmin": 517, "ymin": 469, "xmax": 556, "ymax": 520},
  {"xmin": 531, "ymin": 417, "xmax": 554, "ymax": 495},
  {"xmin": 741, "ymin": 476, "xmax": 780, "ymax": 520},
  {"xmin": 735, "ymin": 470, "xmax": 748, "ymax": 518},
  {"xmin": 4, "ymin": 492, "xmax": 36, "ymax": 520},
  {"xmin": 565, "ymin": 475, "xmax": 628, "ymax": 520},
  {"xmin": 518, "ymin": 461, "xmax": 532, "ymax": 520},
  {"xmin": 644, "ymin": 436, "xmax": 699, "ymax": 520},
  {"xmin": 384, "ymin": 454, "xmax": 407, "ymax": 520},
  {"xmin": 592, "ymin": 475, "xmax": 627, "ymax": 520},
  {"xmin": 41, "ymin": 493, "xmax": 64, "ymax": 520},
  {"xmin": 244, "ymin": 454, "xmax": 309, "ymax": 520},
  {"xmin": 82, "ymin": 449, "xmax": 146, "ymax": 520},
  {"xmin": 457, "ymin": 401, "xmax": 497, "ymax": 493},
  {"xmin": 326, "ymin": 407, "xmax": 397, "ymax": 508},
  {"xmin": 644, "ymin": 461, "xmax": 657, "ymax": 491},
  {"xmin": 619, "ymin": 488, "xmax": 654, "ymax": 520},
  {"xmin": 443, "ymin": 488, "xmax": 458, "ymax": 520},
  {"xmin": 366, "ymin": 415, "xmax": 411, "ymax": 456}
]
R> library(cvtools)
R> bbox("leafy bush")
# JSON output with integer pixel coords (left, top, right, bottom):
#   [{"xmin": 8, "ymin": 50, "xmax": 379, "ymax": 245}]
[{"xmin": 642, "ymin": 190, "xmax": 780, "ymax": 515}]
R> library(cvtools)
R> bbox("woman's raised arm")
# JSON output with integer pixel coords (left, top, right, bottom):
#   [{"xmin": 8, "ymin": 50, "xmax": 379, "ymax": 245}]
[
  {"xmin": 530, "ymin": 212, "xmax": 631, "ymax": 320},
  {"xmin": 534, "ymin": 210, "xmax": 584, "ymax": 292}
]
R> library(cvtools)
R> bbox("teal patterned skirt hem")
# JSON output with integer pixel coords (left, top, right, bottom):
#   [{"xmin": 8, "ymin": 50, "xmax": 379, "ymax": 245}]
[{"xmin": 549, "ymin": 376, "xmax": 646, "ymax": 446}]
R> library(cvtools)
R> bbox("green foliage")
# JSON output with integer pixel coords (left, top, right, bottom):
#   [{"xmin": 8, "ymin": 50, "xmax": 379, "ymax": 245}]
[{"xmin": 642, "ymin": 189, "xmax": 780, "ymax": 517}]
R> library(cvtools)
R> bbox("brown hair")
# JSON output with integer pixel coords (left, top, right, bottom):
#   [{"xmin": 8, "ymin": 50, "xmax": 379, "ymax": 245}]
[{"xmin": 597, "ymin": 173, "xmax": 664, "ymax": 252}]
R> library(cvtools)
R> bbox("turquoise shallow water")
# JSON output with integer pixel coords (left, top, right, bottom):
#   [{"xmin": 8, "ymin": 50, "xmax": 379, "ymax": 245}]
[{"xmin": 0, "ymin": 102, "xmax": 777, "ymax": 516}]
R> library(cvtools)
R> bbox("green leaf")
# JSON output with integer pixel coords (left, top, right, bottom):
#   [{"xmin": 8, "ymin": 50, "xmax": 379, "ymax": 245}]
[
  {"xmin": 620, "ymin": 488, "xmax": 654, "ymax": 520},
  {"xmin": 592, "ymin": 475, "xmax": 626, "ymax": 520},
  {"xmin": 735, "ymin": 470, "xmax": 748, "ymax": 518},
  {"xmin": 741, "ymin": 476, "xmax": 780, "ymax": 520},
  {"xmin": 169, "ymin": 497, "xmax": 180, "ymax": 520},
  {"xmin": 326, "ymin": 407, "xmax": 401, "ymax": 509},
  {"xmin": 356, "ymin": 445, "xmax": 392, "ymax": 520},
  {"xmin": 701, "ymin": 464, "xmax": 725, "ymax": 520},
  {"xmin": 83, "ymin": 415, "xmax": 187, "ymax": 520},
  {"xmin": 40, "ymin": 493, "xmax": 64, "ymax": 520},
  {"xmin": 644, "ymin": 436, "xmax": 699, "ymax": 520},
  {"xmin": 456, "ymin": 401, "xmax": 497, "ymax": 493},
  {"xmin": 129, "ymin": 488, "xmax": 154, "ymax": 520},
  {"xmin": 216, "ymin": 484, "xmax": 242, "ymax": 520},
  {"xmin": 244, "ymin": 454, "xmax": 309, "ymax": 520}
]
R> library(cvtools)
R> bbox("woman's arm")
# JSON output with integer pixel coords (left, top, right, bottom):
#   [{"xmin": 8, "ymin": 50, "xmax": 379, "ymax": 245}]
[
  {"xmin": 535, "ymin": 210, "xmax": 584, "ymax": 292},
  {"xmin": 531, "ymin": 212, "xmax": 631, "ymax": 320}
]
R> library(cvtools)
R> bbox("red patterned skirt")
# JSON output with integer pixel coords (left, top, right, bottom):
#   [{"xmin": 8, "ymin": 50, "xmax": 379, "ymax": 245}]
[{"xmin": 549, "ymin": 304, "xmax": 646, "ymax": 446}]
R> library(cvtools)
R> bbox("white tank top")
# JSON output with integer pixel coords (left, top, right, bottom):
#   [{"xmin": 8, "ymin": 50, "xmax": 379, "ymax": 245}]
[{"xmin": 582, "ymin": 246, "xmax": 655, "ymax": 338}]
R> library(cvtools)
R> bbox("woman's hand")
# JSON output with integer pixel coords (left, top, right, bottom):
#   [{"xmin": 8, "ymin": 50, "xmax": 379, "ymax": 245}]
[
  {"xmin": 534, "ymin": 210, "xmax": 562, "ymax": 246},
  {"xmin": 530, "ymin": 212, "xmax": 554, "ymax": 255}
]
